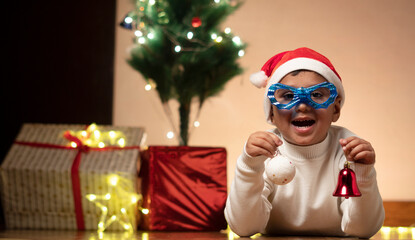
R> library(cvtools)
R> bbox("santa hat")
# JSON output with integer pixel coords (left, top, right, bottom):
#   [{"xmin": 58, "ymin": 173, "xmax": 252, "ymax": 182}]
[{"xmin": 250, "ymin": 47, "xmax": 345, "ymax": 124}]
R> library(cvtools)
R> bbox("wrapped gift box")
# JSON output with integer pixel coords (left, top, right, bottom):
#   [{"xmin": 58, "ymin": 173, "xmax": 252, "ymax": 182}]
[
  {"xmin": 140, "ymin": 146, "xmax": 227, "ymax": 231},
  {"xmin": 0, "ymin": 123, "xmax": 145, "ymax": 230}
]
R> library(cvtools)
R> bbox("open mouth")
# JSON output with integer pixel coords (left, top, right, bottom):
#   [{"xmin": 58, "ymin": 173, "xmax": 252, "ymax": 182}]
[{"xmin": 291, "ymin": 119, "xmax": 315, "ymax": 128}]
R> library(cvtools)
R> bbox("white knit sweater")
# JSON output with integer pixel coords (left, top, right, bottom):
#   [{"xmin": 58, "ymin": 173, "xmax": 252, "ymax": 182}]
[{"xmin": 225, "ymin": 126, "xmax": 384, "ymax": 238}]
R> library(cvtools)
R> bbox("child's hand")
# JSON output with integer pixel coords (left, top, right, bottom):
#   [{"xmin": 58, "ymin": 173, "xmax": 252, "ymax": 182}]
[
  {"xmin": 339, "ymin": 137, "xmax": 376, "ymax": 165},
  {"xmin": 246, "ymin": 131, "xmax": 283, "ymax": 159}
]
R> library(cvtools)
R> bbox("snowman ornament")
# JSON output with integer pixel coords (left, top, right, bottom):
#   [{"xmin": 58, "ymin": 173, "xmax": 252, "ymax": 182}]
[{"xmin": 265, "ymin": 150, "xmax": 296, "ymax": 185}]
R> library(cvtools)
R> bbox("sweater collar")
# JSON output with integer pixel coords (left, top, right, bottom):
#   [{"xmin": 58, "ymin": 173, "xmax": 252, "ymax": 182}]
[{"xmin": 277, "ymin": 130, "xmax": 332, "ymax": 161}]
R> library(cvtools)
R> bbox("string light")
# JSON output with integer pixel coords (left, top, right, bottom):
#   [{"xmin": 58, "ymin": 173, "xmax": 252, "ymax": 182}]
[
  {"xmin": 142, "ymin": 232, "xmax": 149, "ymax": 240},
  {"xmin": 167, "ymin": 131, "xmax": 174, "ymax": 139},
  {"xmin": 86, "ymin": 174, "xmax": 140, "ymax": 233},
  {"xmin": 109, "ymin": 131, "xmax": 116, "ymax": 139},
  {"xmin": 81, "ymin": 131, "xmax": 88, "ymax": 138},
  {"xmin": 193, "ymin": 121, "xmax": 200, "ymax": 127},
  {"xmin": 138, "ymin": 37, "xmax": 146, "ymax": 44},
  {"xmin": 118, "ymin": 138, "xmax": 126, "ymax": 147},
  {"xmin": 232, "ymin": 36, "xmax": 241, "ymax": 45},
  {"xmin": 238, "ymin": 49, "xmax": 245, "ymax": 57},
  {"xmin": 144, "ymin": 83, "xmax": 152, "ymax": 91},
  {"xmin": 68, "ymin": 123, "xmax": 127, "ymax": 149},
  {"xmin": 134, "ymin": 30, "xmax": 143, "ymax": 37},
  {"xmin": 124, "ymin": 17, "xmax": 133, "ymax": 24},
  {"xmin": 121, "ymin": 1, "xmax": 246, "ymax": 56},
  {"xmin": 94, "ymin": 130, "xmax": 101, "ymax": 139},
  {"xmin": 109, "ymin": 175, "xmax": 119, "ymax": 186}
]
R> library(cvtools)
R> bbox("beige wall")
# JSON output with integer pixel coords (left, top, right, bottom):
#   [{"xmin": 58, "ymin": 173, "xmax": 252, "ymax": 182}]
[{"xmin": 114, "ymin": 0, "xmax": 415, "ymax": 201}]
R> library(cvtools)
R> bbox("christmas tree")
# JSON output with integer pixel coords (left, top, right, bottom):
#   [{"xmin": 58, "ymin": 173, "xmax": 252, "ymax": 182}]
[{"xmin": 120, "ymin": 0, "xmax": 246, "ymax": 146}]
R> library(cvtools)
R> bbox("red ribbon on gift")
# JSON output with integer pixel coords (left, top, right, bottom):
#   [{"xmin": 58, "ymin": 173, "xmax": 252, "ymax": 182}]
[{"xmin": 15, "ymin": 130, "xmax": 140, "ymax": 230}]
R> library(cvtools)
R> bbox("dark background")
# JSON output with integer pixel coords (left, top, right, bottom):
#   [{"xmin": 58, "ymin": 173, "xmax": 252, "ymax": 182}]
[{"xmin": 1, "ymin": 0, "xmax": 117, "ymax": 226}]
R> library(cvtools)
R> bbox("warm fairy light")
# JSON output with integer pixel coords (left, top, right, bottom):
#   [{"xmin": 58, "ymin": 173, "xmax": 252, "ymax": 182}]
[
  {"xmin": 135, "ymin": 30, "xmax": 143, "ymax": 37},
  {"xmin": 147, "ymin": 32, "xmax": 154, "ymax": 39},
  {"xmin": 109, "ymin": 131, "xmax": 116, "ymax": 138},
  {"xmin": 215, "ymin": 36, "xmax": 223, "ymax": 43},
  {"xmin": 194, "ymin": 121, "xmax": 200, "ymax": 127},
  {"xmin": 232, "ymin": 36, "xmax": 241, "ymax": 45},
  {"xmin": 174, "ymin": 45, "xmax": 181, "ymax": 52},
  {"xmin": 86, "ymin": 174, "xmax": 140, "ymax": 233},
  {"xmin": 71, "ymin": 142, "xmax": 77, "ymax": 148},
  {"xmin": 131, "ymin": 196, "xmax": 138, "ymax": 203},
  {"xmin": 108, "ymin": 175, "xmax": 119, "ymax": 186},
  {"xmin": 144, "ymin": 83, "xmax": 152, "ymax": 91},
  {"xmin": 138, "ymin": 37, "xmax": 146, "ymax": 44},
  {"xmin": 89, "ymin": 123, "xmax": 98, "ymax": 132},
  {"xmin": 142, "ymin": 232, "xmax": 149, "ymax": 240},
  {"xmin": 211, "ymin": 33, "xmax": 218, "ymax": 40},
  {"xmin": 94, "ymin": 130, "xmax": 101, "ymax": 139},
  {"xmin": 214, "ymin": 0, "xmax": 220, "ymax": 3},
  {"xmin": 98, "ymin": 222, "xmax": 104, "ymax": 229},
  {"xmin": 167, "ymin": 131, "xmax": 174, "ymax": 139},
  {"xmin": 124, "ymin": 16, "xmax": 133, "ymax": 24},
  {"xmin": 224, "ymin": 27, "xmax": 231, "ymax": 34},
  {"xmin": 149, "ymin": 0, "xmax": 156, "ymax": 5},
  {"xmin": 87, "ymin": 194, "xmax": 97, "ymax": 201},
  {"xmin": 98, "ymin": 142, "xmax": 105, "ymax": 148},
  {"xmin": 238, "ymin": 49, "xmax": 245, "ymax": 57},
  {"xmin": 187, "ymin": 31, "xmax": 194, "ymax": 39},
  {"xmin": 141, "ymin": 208, "xmax": 149, "ymax": 214},
  {"xmin": 81, "ymin": 131, "xmax": 88, "ymax": 137},
  {"xmin": 118, "ymin": 138, "xmax": 126, "ymax": 147}
]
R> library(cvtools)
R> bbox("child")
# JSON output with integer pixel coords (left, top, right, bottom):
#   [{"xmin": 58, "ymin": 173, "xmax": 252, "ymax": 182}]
[{"xmin": 224, "ymin": 47, "xmax": 384, "ymax": 238}]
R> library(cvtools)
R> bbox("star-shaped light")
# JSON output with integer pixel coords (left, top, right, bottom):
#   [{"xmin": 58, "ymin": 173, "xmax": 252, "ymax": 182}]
[{"xmin": 86, "ymin": 174, "xmax": 141, "ymax": 233}]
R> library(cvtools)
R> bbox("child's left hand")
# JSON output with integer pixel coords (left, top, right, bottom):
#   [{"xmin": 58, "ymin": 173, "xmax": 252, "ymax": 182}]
[{"xmin": 339, "ymin": 137, "xmax": 376, "ymax": 165}]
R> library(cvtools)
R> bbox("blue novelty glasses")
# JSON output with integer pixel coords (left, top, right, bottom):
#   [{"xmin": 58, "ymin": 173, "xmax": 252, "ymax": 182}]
[{"xmin": 268, "ymin": 82, "xmax": 338, "ymax": 109}]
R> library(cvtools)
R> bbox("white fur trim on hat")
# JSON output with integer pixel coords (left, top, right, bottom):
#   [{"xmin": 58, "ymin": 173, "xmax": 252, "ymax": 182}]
[
  {"xmin": 249, "ymin": 71, "xmax": 268, "ymax": 88},
  {"xmin": 264, "ymin": 58, "xmax": 345, "ymax": 124}
]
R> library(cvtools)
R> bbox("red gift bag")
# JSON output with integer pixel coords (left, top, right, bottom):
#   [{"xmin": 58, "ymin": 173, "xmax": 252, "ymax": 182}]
[{"xmin": 140, "ymin": 146, "xmax": 227, "ymax": 231}]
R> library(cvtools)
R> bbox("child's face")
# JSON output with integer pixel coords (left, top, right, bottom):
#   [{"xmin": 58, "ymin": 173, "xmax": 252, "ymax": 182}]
[{"xmin": 270, "ymin": 71, "xmax": 341, "ymax": 146}]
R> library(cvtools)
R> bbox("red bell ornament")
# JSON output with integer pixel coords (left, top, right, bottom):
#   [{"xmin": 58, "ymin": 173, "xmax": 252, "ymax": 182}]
[{"xmin": 333, "ymin": 161, "xmax": 361, "ymax": 199}]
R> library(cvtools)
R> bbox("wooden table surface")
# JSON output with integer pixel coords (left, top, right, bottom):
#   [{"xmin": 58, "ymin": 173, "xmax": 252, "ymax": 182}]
[{"xmin": 0, "ymin": 227, "xmax": 413, "ymax": 240}]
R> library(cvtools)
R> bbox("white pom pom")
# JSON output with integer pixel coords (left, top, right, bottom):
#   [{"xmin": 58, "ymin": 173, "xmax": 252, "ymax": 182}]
[
  {"xmin": 249, "ymin": 71, "xmax": 268, "ymax": 88},
  {"xmin": 266, "ymin": 155, "xmax": 296, "ymax": 185}
]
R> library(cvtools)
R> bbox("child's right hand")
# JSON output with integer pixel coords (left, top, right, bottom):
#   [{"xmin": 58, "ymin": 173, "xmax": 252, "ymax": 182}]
[{"xmin": 245, "ymin": 131, "xmax": 283, "ymax": 159}]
